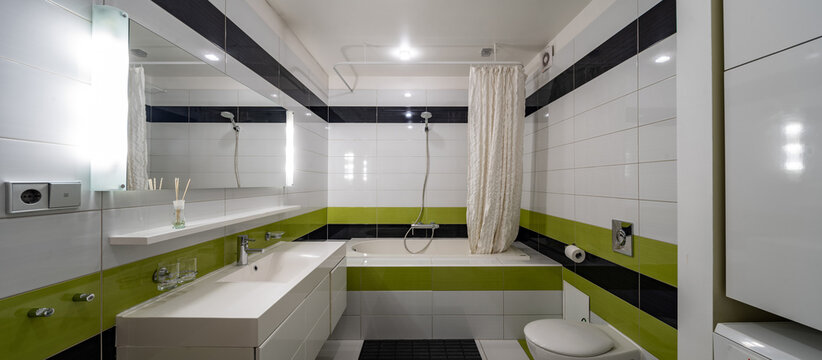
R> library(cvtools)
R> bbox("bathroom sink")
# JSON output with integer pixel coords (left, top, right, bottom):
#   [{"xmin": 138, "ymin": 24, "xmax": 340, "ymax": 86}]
[
  {"xmin": 116, "ymin": 241, "xmax": 345, "ymax": 349},
  {"xmin": 219, "ymin": 245, "xmax": 324, "ymax": 283}
]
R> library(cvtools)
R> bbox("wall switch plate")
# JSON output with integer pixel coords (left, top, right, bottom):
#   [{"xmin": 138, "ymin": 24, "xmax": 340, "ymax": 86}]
[
  {"xmin": 7, "ymin": 182, "xmax": 49, "ymax": 214},
  {"xmin": 612, "ymin": 219, "xmax": 633, "ymax": 256},
  {"xmin": 49, "ymin": 182, "xmax": 81, "ymax": 208}
]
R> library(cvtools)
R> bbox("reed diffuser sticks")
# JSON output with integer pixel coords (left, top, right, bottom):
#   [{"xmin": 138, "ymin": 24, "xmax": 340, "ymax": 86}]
[{"xmin": 172, "ymin": 177, "xmax": 191, "ymax": 229}]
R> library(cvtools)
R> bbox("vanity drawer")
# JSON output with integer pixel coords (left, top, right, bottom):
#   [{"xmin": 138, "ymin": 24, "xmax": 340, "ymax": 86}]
[
  {"xmin": 0, "ymin": 273, "xmax": 101, "ymax": 359},
  {"xmin": 330, "ymin": 259, "xmax": 347, "ymax": 330}
]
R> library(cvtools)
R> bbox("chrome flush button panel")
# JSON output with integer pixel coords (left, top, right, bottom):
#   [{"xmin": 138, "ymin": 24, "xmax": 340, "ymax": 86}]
[{"xmin": 612, "ymin": 219, "xmax": 633, "ymax": 256}]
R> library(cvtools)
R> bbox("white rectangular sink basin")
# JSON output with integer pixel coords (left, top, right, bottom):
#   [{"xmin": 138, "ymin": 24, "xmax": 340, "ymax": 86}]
[
  {"xmin": 219, "ymin": 246, "xmax": 324, "ymax": 283},
  {"xmin": 116, "ymin": 241, "xmax": 345, "ymax": 349}
]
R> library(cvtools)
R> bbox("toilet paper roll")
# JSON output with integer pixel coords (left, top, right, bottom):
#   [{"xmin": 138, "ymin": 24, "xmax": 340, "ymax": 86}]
[{"xmin": 565, "ymin": 245, "xmax": 586, "ymax": 263}]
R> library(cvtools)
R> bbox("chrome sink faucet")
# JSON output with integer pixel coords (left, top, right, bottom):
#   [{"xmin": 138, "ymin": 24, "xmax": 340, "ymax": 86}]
[{"xmin": 236, "ymin": 235, "xmax": 264, "ymax": 265}]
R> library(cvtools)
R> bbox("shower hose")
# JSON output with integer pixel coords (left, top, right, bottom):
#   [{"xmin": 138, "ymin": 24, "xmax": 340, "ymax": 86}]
[{"xmin": 403, "ymin": 124, "xmax": 435, "ymax": 254}]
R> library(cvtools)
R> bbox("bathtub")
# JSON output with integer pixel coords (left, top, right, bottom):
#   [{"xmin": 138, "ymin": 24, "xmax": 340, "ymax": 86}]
[{"xmin": 346, "ymin": 237, "xmax": 529, "ymax": 260}]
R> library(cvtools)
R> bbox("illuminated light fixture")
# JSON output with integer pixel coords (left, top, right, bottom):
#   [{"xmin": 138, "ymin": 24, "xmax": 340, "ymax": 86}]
[
  {"xmin": 783, "ymin": 143, "xmax": 803, "ymax": 154},
  {"xmin": 204, "ymin": 53, "xmax": 220, "ymax": 61},
  {"xmin": 784, "ymin": 122, "xmax": 803, "ymax": 136},
  {"xmin": 654, "ymin": 55, "xmax": 671, "ymax": 63},
  {"xmin": 404, "ymin": 92, "xmax": 412, "ymax": 98},
  {"xmin": 90, "ymin": 5, "xmax": 129, "ymax": 190},
  {"xmin": 785, "ymin": 161, "xmax": 804, "ymax": 172},
  {"xmin": 394, "ymin": 45, "xmax": 417, "ymax": 61},
  {"xmin": 305, "ymin": 112, "xmax": 312, "ymax": 117},
  {"xmin": 407, "ymin": 125, "xmax": 413, "ymax": 129},
  {"xmin": 271, "ymin": 93, "xmax": 278, "ymax": 98},
  {"xmin": 544, "ymin": 112, "xmax": 550, "ymax": 118},
  {"xmin": 285, "ymin": 111, "xmax": 295, "ymax": 186},
  {"xmin": 405, "ymin": 111, "xmax": 413, "ymax": 118}
]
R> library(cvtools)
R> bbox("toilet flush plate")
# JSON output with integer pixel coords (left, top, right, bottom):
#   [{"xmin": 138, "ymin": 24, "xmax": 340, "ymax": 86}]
[{"xmin": 611, "ymin": 220, "xmax": 633, "ymax": 257}]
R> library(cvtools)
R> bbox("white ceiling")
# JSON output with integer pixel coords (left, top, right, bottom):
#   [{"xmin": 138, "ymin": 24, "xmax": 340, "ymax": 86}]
[{"xmin": 265, "ymin": 0, "xmax": 591, "ymax": 77}]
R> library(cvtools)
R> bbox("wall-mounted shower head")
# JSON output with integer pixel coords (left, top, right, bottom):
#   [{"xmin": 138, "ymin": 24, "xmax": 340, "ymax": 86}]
[{"xmin": 221, "ymin": 111, "xmax": 240, "ymax": 132}]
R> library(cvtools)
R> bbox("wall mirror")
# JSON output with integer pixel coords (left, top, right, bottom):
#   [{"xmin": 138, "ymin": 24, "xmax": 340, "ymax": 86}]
[{"xmin": 127, "ymin": 20, "xmax": 287, "ymax": 190}]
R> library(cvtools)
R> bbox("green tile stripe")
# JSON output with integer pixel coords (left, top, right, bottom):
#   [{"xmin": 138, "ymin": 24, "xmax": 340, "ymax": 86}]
[
  {"xmin": 348, "ymin": 266, "xmax": 561, "ymax": 291},
  {"xmin": 226, "ymin": 208, "xmax": 327, "ymax": 244},
  {"xmin": 563, "ymin": 268, "xmax": 676, "ymax": 360},
  {"xmin": 328, "ymin": 207, "xmax": 466, "ymax": 224},
  {"xmin": 0, "ymin": 273, "xmax": 100, "ymax": 360},
  {"xmin": 517, "ymin": 339, "xmax": 534, "ymax": 360},
  {"xmin": 520, "ymin": 209, "xmax": 677, "ymax": 287}
]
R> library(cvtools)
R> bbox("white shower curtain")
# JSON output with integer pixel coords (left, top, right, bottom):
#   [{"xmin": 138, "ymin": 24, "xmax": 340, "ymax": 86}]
[
  {"xmin": 466, "ymin": 65, "xmax": 525, "ymax": 254},
  {"xmin": 127, "ymin": 67, "xmax": 149, "ymax": 190}
]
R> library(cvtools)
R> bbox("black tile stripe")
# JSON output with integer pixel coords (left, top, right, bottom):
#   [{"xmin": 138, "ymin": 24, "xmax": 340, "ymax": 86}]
[
  {"xmin": 49, "ymin": 326, "xmax": 117, "ymax": 360},
  {"xmin": 150, "ymin": 0, "xmax": 329, "ymax": 121},
  {"xmin": 525, "ymin": 0, "xmax": 676, "ymax": 117},
  {"xmin": 324, "ymin": 224, "xmax": 468, "ymax": 239},
  {"xmin": 149, "ymin": 106, "xmax": 287, "ymax": 123},
  {"xmin": 327, "ymin": 106, "xmax": 469, "ymax": 123},
  {"xmin": 359, "ymin": 339, "xmax": 481, "ymax": 360},
  {"xmin": 517, "ymin": 226, "xmax": 677, "ymax": 329}
]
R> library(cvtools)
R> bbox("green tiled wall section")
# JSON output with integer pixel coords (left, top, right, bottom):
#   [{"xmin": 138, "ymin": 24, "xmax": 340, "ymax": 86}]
[
  {"xmin": 328, "ymin": 207, "xmax": 467, "ymax": 224},
  {"xmin": 1, "ymin": 208, "xmax": 327, "ymax": 359},
  {"xmin": 0, "ymin": 273, "xmax": 101, "ymax": 359},
  {"xmin": 347, "ymin": 266, "xmax": 561, "ymax": 291},
  {"xmin": 520, "ymin": 209, "xmax": 676, "ymax": 287},
  {"xmin": 563, "ymin": 268, "xmax": 676, "ymax": 360}
]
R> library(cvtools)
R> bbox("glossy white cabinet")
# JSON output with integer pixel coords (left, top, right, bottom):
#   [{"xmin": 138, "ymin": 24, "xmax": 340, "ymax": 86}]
[
  {"xmin": 725, "ymin": 36, "xmax": 822, "ymax": 331},
  {"xmin": 724, "ymin": 0, "xmax": 822, "ymax": 69}
]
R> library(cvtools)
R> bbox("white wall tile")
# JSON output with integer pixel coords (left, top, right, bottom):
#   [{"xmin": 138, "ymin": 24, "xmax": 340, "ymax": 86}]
[
  {"xmin": 573, "ymin": 0, "xmax": 638, "ymax": 62},
  {"xmin": 361, "ymin": 315, "xmax": 432, "ymax": 339},
  {"xmin": 639, "ymin": 200, "xmax": 677, "ymax": 244},
  {"xmin": 574, "ymin": 57, "xmax": 638, "ymax": 114},
  {"xmin": 638, "ymin": 119, "xmax": 676, "ymax": 162},
  {"xmin": 574, "ymin": 164, "xmax": 638, "ymax": 199},
  {"xmin": 377, "ymin": 90, "xmax": 427, "ymax": 106},
  {"xmin": 574, "ymin": 129, "xmax": 638, "ymax": 168},
  {"xmin": 639, "ymin": 0, "xmax": 662, "ymax": 15},
  {"xmin": 329, "ymin": 124, "xmax": 377, "ymax": 141},
  {"xmin": 638, "ymin": 77, "xmax": 676, "ymax": 126},
  {"xmin": 329, "ymin": 141, "xmax": 377, "ymax": 157},
  {"xmin": 638, "ymin": 35, "xmax": 676, "ymax": 88},
  {"xmin": 503, "ymin": 291, "xmax": 562, "ymax": 315},
  {"xmin": 546, "ymin": 144, "xmax": 575, "ymax": 171},
  {"xmin": 329, "ymin": 89, "xmax": 377, "ymax": 106},
  {"xmin": 549, "ymin": 43, "xmax": 575, "ymax": 80},
  {"xmin": 432, "ymin": 316, "xmax": 502, "ymax": 339},
  {"xmin": 0, "ymin": 211, "xmax": 101, "ymax": 298},
  {"xmin": 638, "ymin": 161, "xmax": 677, "ymax": 202},
  {"xmin": 547, "ymin": 119, "xmax": 575, "ymax": 148},
  {"xmin": 574, "ymin": 195, "xmax": 638, "ymax": 230},
  {"xmin": 545, "ymin": 193, "xmax": 575, "ymax": 220},
  {"xmin": 329, "ymin": 316, "xmax": 361, "ymax": 340},
  {"xmin": 575, "ymin": 92, "xmax": 637, "ymax": 141},
  {"xmin": 426, "ymin": 89, "xmax": 468, "ymax": 106},
  {"xmin": 547, "ymin": 92, "xmax": 574, "ymax": 126},
  {"xmin": 432, "ymin": 291, "xmax": 503, "ymax": 315},
  {"xmin": 359, "ymin": 291, "xmax": 432, "ymax": 315},
  {"xmin": 545, "ymin": 170, "xmax": 574, "ymax": 194}
]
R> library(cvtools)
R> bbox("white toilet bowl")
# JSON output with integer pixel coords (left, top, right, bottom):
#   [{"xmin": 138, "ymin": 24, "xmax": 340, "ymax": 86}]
[{"xmin": 524, "ymin": 319, "xmax": 640, "ymax": 360}]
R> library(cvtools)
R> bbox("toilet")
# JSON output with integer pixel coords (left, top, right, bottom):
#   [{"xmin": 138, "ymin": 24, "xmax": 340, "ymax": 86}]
[{"xmin": 524, "ymin": 319, "xmax": 641, "ymax": 360}]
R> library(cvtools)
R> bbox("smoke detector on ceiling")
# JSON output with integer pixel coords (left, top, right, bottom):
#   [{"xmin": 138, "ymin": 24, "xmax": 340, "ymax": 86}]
[{"xmin": 480, "ymin": 48, "xmax": 494, "ymax": 57}]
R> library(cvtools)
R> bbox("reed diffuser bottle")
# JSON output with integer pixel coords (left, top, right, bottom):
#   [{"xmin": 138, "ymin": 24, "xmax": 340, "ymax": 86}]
[{"xmin": 172, "ymin": 178, "xmax": 190, "ymax": 229}]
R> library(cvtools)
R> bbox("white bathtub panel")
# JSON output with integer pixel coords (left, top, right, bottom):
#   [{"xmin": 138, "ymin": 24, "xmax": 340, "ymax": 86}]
[
  {"xmin": 639, "ymin": 35, "xmax": 676, "ymax": 88},
  {"xmin": 360, "ymin": 291, "xmax": 432, "ymax": 315},
  {"xmin": 361, "ymin": 315, "xmax": 432, "ymax": 339},
  {"xmin": 638, "ymin": 77, "xmax": 676, "ymax": 126},
  {"xmin": 433, "ymin": 316, "xmax": 503, "ymax": 340},
  {"xmin": 432, "ymin": 291, "xmax": 503, "ymax": 315},
  {"xmin": 574, "ymin": 164, "xmax": 639, "ymax": 199},
  {"xmin": 503, "ymin": 291, "xmax": 563, "ymax": 315}
]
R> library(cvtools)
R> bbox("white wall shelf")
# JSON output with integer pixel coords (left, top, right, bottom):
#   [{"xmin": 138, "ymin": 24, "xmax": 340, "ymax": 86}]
[{"xmin": 109, "ymin": 205, "xmax": 301, "ymax": 245}]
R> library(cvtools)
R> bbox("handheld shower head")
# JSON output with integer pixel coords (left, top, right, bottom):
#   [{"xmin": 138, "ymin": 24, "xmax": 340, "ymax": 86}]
[
  {"xmin": 220, "ymin": 111, "xmax": 240, "ymax": 132},
  {"xmin": 420, "ymin": 111, "xmax": 432, "ymax": 129}
]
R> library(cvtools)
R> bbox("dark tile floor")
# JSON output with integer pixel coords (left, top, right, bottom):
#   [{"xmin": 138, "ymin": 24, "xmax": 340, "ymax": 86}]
[{"xmin": 358, "ymin": 339, "xmax": 482, "ymax": 360}]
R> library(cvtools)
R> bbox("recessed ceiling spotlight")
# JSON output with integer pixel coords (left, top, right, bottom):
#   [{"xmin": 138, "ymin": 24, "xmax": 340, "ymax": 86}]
[
  {"xmin": 305, "ymin": 112, "xmax": 312, "ymax": 116},
  {"xmin": 204, "ymin": 53, "xmax": 220, "ymax": 61},
  {"xmin": 271, "ymin": 93, "xmax": 278, "ymax": 98},
  {"xmin": 404, "ymin": 92, "xmax": 412, "ymax": 98},
  {"xmin": 394, "ymin": 46, "xmax": 416, "ymax": 61},
  {"xmin": 544, "ymin": 113, "xmax": 550, "ymax": 118},
  {"xmin": 405, "ymin": 111, "xmax": 413, "ymax": 118},
  {"xmin": 407, "ymin": 125, "xmax": 413, "ymax": 129},
  {"xmin": 654, "ymin": 55, "xmax": 671, "ymax": 63}
]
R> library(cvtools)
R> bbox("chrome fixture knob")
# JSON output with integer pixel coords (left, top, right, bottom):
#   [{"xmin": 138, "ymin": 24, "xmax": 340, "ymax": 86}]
[
  {"xmin": 265, "ymin": 231, "xmax": 284, "ymax": 241},
  {"xmin": 28, "ymin": 308, "xmax": 55, "ymax": 318},
  {"xmin": 153, "ymin": 267, "xmax": 170, "ymax": 283},
  {"xmin": 72, "ymin": 293, "xmax": 95, "ymax": 302}
]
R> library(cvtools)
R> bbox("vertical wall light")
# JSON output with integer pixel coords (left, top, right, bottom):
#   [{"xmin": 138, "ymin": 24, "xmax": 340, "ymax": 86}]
[
  {"xmin": 285, "ymin": 111, "xmax": 295, "ymax": 186},
  {"xmin": 90, "ymin": 5, "xmax": 129, "ymax": 190}
]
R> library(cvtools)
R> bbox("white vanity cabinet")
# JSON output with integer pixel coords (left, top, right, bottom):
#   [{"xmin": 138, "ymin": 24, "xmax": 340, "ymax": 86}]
[{"xmin": 116, "ymin": 242, "xmax": 347, "ymax": 360}]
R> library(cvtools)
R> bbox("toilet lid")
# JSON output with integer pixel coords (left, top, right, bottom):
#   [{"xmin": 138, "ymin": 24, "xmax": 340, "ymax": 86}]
[{"xmin": 524, "ymin": 319, "xmax": 614, "ymax": 357}]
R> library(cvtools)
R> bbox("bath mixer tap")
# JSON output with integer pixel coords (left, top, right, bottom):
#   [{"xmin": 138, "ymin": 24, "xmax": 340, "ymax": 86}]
[{"xmin": 236, "ymin": 235, "xmax": 264, "ymax": 265}]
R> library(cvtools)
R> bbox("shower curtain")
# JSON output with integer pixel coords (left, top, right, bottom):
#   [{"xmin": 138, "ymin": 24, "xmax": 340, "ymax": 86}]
[
  {"xmin": 127, "ymin": 67, "xmax": 149, "ymax": 190},
  {"xmin": 466, "ymin": 65, "xmax": 525, "ymax": 254}
]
